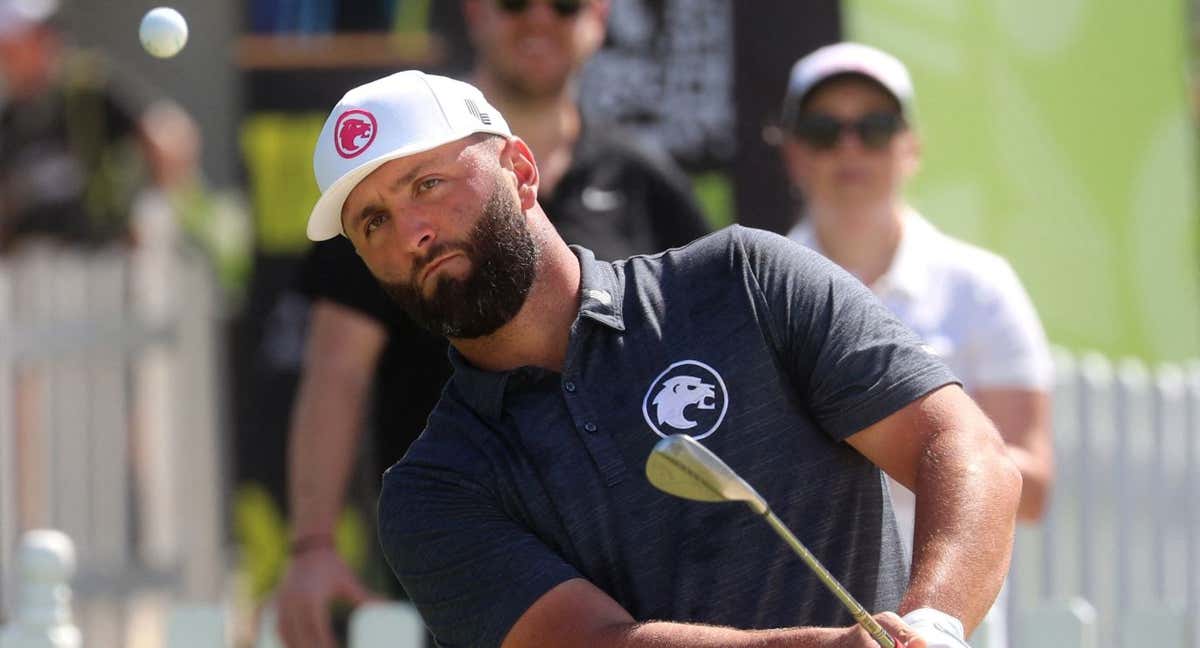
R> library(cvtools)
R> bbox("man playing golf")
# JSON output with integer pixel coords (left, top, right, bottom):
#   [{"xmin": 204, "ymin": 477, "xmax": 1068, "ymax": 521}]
[{"xmin": 305, "ymin": 70, "xmax": 1021, "ymax": 647}]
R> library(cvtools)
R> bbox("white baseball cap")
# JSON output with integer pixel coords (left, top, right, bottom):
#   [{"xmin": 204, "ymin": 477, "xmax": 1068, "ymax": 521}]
[
  {"xmin": 782, "ymin": 42, "xmax": 914, "ymax": 127},
  {"xmin": 307, "ymin": 70, "xmax": 513, "ymax": 241}
]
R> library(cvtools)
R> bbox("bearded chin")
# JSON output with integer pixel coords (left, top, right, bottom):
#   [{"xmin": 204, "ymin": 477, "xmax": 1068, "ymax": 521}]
[{"xmin": 381, "ymin": 184, "xmax": 539, "ymax": 339}]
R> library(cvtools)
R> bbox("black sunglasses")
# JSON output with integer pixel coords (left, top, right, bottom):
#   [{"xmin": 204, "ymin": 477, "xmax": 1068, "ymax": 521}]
[
  {"xmin": 790, "ymin": 112, "xmax": 905, "ymax": 151},
  {"xmin": 496, "ymin": 0, "xmax": 587, "ymax": 17}
]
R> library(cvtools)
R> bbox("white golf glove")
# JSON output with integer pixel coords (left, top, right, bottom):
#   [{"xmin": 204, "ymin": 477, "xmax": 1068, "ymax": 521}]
[{"xmin": 900, "ymin": 608, "xmax": 971, "ymax": 648}]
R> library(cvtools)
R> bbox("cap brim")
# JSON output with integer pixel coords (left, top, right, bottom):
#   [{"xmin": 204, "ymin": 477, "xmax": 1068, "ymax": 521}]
[
  {"xmin": 307, "ymin": 156, "xmax": 389, "ymax": 241},
  {"xmin": 306, "ymin": 128, "xmax": 509, "ymax": 241},
  {"xmin": 791, "ymin": 67, "xmax": 912, "ymax": 117}
]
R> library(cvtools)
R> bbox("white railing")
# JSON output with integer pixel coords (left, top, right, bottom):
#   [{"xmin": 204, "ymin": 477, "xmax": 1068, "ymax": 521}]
[
  {"xmin": 1004, "ymin": 350, "xmax": 1200, "ymax": 648},
  {"xmin": 0, "ymin": 202, "xmax": 228, "ymax": 647},
  {"xmin": 0, "ymin": 527, "xmax": 426, "ymax": 648}
]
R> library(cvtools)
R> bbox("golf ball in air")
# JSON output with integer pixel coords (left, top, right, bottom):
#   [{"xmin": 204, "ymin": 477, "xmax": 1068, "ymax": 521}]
[{"xmin": 139, "ymin": 7, "xmax": 188, "ymax": 59}]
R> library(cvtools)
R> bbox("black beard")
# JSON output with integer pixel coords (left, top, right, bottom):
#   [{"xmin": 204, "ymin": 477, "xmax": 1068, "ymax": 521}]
[{"xmin": 381, "ymin": 182, "xmax": 539, "ymax": 339}]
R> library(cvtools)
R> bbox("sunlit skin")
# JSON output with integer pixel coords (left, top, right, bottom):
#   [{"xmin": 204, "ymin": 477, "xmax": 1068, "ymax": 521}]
[
  {"xmin": 339, "ymin": 133, "xmax": 582, "ymax": 373},
  {"xmin": 340, "ymin": 136, "xmax": 522, "ymax": 298}
]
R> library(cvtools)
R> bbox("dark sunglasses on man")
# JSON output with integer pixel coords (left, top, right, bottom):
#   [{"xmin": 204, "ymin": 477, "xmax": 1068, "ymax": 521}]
[
  {"xmin": 496, "ymin": 0, "xmax": 587, "ymax": 18},
  {"xmin": 790, "ymin": 112, "xmax": 906, "ymax": 151}
]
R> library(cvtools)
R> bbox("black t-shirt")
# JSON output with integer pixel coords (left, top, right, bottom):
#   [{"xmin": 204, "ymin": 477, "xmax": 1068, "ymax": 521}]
[
  {"xmin": 297, "ymin": 120, "xmax": 712, "ymax": 461},
  {"xmin": 0, "ymin": 52, "xmax": 148, "ymax": 248},
  {"xmin": 541, "ymin": 120, "xmax": 710, "ymax": 260}
]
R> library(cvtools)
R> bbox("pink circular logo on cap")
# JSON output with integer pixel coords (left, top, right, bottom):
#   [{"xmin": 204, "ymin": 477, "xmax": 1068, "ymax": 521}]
[{"xmin": 334, "ymin": 109, "xmax": 378, "ymax": 159}]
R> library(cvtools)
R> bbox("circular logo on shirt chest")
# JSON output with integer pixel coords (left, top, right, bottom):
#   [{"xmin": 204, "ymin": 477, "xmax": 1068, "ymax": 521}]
[{"xmin": 642, "ymin": 360, "xmax": 728, "ymax": 439}]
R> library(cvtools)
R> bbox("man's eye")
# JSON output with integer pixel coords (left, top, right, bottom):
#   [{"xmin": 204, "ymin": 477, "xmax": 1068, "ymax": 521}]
[
  {"xmin": 365, "ymin": 211, "xmax": 388, "ymax": 236},
  {"xmin": 417, "ymin": 178, "xmax": 441, "ymax": 193}
]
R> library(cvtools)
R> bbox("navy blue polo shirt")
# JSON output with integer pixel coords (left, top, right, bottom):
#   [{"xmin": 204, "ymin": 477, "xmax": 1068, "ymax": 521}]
[{"xmin": 379, "ymin": 225, "xmax": 958, "ymax": 648}]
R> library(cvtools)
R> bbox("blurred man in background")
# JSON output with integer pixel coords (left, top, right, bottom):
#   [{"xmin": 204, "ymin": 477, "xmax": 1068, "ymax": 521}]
[
  {"xmin": 274, "ymin": 2, "xmax": 710, "ymax": 646},
  {"xmin": 775, "ymin": 42, "xmax": 1055, "ymax": 648},
  {"xmin": 0, "ymin": 0, "xmax": 197, "ymax": 251}
]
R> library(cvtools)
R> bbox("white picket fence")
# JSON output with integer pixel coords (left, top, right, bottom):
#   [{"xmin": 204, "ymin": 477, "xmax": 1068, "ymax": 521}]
[
  {"xmin": 0, "ymin": 526, "xmax": 426, "ymax": 648},
  {"xmin": 1006, "ymin": 350, "xmax": 1200, "ymax": 647},
  {"xmin": 2, "ymin": 236, "xmax": 1199, "ymax": 646},
  {"xmin": 0, "ymin": 196, "xmax": 227, "ymax": 647}
]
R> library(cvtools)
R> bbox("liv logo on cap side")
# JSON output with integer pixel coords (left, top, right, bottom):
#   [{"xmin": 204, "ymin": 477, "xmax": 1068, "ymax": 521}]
[{"xmin": 334, "ymin": 109, "xmax": 378, "ymax": 159}]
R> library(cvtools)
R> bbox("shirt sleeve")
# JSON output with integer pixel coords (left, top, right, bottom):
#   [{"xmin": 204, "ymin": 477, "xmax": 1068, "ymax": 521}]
[
  {"xmin": 378, "ymin": 443, "xmax": 582, "ymax": 648},
  {"xmin": 736, "ymin": 226, "xmax": 959, "ymax": 440},
  {"xmin": 295, "ymin": 237, "xmax": 397, "ymax": 324},
  {"xmin": 968, "ymin": 259, "xmax": 1054, "ymax": 390}
]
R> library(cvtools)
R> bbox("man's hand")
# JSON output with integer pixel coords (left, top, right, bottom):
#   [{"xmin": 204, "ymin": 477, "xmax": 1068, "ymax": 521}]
[
  {"xmin": 832, "ymin": 612, "xmax": 926, "ymax": 648},
  {"xmin": 275, "ymin": 547, "xmax": 380, "ymax": 648}
]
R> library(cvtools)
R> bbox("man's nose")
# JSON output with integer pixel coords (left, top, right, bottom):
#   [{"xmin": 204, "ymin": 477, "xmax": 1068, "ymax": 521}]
[{"xmin": 403, "ymin": 215, "xmax": 438, "ymax": 255}]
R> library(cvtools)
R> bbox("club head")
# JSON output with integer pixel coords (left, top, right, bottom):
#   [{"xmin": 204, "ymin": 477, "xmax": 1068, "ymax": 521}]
[{"xmin": 645, "ymin": 434, "xmax": 770, "ymax": 515}]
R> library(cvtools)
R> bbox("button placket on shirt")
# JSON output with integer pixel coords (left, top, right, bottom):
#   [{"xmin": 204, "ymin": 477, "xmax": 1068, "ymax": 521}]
[
  {"xmin": 561, "ymin": 373, "xmax": 627, "ymax": 485},
  {"xmin": 560, "ymin": 374, "xmax": 592, "ymax": 435}
]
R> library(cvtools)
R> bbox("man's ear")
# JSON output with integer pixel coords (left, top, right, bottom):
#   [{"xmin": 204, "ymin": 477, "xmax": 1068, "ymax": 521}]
[
  {"xmin": 583, "ymin": 0, "xmax": 611, "ymax": 53},
  {"xmin": 506, "ymin": 136, "xmax": 540, "ymax": 210}
]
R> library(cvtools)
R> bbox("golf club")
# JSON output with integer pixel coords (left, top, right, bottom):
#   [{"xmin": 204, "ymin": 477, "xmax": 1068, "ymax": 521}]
[{"xmin": 645, "ymin": 433, "xmax": 906, "ymax": 648}]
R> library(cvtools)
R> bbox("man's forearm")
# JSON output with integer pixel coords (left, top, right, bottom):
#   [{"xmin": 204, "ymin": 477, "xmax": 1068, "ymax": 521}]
[
  {"xmin": 502, "ymin": 579, "xmax": 905, "ymax": 648},
  {"xmin": 287, "ymin": 370, "xmax": 372, "ymax": 541},
  {"xmin": 518, "ymin": 618, "xmax": 864, "ymax": 648},
  {"xmin": 609, "ymin": 621, "xmax": 848, "ymax": 647},
  {"xmin": 903, "ymin": 406, "xmax": 1022, "ymax": 632},
  {"xmin": 287, "ymin": 301, "xmax": 387, "ymax": 542}
]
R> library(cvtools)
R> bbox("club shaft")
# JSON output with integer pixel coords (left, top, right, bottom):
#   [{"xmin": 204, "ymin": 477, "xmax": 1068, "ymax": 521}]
[{"xmin": 762, "ymin": 511, "xmax": 895, "ymax": 648}]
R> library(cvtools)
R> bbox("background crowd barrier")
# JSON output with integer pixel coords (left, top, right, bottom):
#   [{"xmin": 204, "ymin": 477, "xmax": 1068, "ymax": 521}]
[
  {"xmin": 1005, "ymin": 350, "xmax": 1199, "ymax": 647},
  {"xmin": 0, "ymin": 202, "xmax": 228, "ymax": 647}
]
